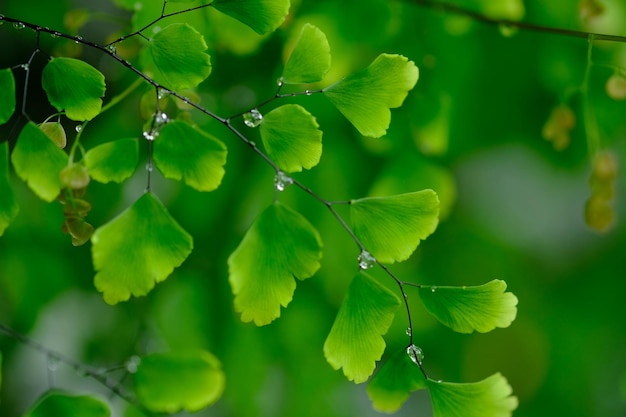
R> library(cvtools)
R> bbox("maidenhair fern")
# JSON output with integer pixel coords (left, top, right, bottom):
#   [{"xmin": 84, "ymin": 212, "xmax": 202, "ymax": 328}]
[{"xmin": 0, "ymin": 1, "xmax": 536, "ymax": 416}]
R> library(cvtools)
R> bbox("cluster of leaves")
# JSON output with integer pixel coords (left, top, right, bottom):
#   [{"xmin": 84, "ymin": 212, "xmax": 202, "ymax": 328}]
[{"xmin": 0, "ymin": 1, "xmax": 519, "ymax": 416}]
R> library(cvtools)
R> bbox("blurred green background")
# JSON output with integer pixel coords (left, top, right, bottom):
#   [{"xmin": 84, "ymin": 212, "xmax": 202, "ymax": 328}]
[{"xmin": 1, "ymin": 0, "xmax": 625, "ymax": 416}]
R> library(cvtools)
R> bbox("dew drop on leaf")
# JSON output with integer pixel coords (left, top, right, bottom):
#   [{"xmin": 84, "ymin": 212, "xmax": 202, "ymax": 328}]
[
  {"xmin": 13, "ymin": 22, "xmax": 25, "ymax": 30},
  {"xmin": 358, "ymin": 250, "xmax": 376, "ymax": 269},
  {"xmin": 274, "ymin": 170, "xmax": 293, "ymax": 191},
  {"xmin": 406, "ymin": 344, "xmax": 424, "ymax": 366},
  {"xmin": 243, "ymin": 108, "xmax": 263, "ymax": 127}
]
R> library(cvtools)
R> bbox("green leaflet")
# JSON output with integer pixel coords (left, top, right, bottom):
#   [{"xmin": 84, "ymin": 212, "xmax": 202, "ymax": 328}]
[
  {"xmin": 11, "ymin": 122, "xmax": 69, "ymax": 202},
  {"xmin": 0, "ymin": 68, "xmax": 16, "ymax": 124},
  {"xmin": 23, "ymin": 391, "xmax": 110, "ymax": 417},
  {"xmin": 259, "ymin": 104, "xmax": 322, "ymax": 173},
  {"xmin": 40, "ymin": 122, "xmax": 68, "ymax": 149},
  {"xmin": 91, "ymin": 192, "xmax": 193, "ymax": 304},
  {"xmin": 427, "ymin": 373, "xmax": 518, "ymax": 417},
  {"xmin": 281, "ymin": 23, "xmax": 331, "ymax": 84},
  {"xmin": 146, "ymin": 23, "xmax": 212, "ymax": 90},
  {"xmin": 323, "ymin": 272, "xmax": 401, "ymax": 383},
  {"xmin": 211, "ymin": 0, "xmax": 290, "ymax": 35},
  {"xmin": 366, "ymin": 348, "xmax": 427, "ymax": 413},
  {"xmin": 154, "ymin": 121, "xmax": 227, "ymax": 192},
  {"xmin": 134, "ymin": 351, "xmax": 225, "ymax": 413},
  {"xmin": 324, "ymin": 53, "xmax": 419, "ymax": 138},
  {"xmin": 350, "ymin": 190, "xmax": 439, "ymax": 263},
  {"xmin": 42, "ymin": 57, "xmax": 106, "ymax": 121},
  {"xmin": 369, "ymin": 153, "xmax": 457, "ymax": 220},
  {"xmin": 228, "ymin": 202, "xmax": 323, "ymax": 326},
  {"xmin": 419, "ymin": 280, "xmax": 518, "ymax": 334},
  {"xmin": 0, "ymin": 142, "xmax": 19, "ymax": 236},
  {"xmin": 84, "ymin": 138, "xmax": 139, "ymax": 183}
]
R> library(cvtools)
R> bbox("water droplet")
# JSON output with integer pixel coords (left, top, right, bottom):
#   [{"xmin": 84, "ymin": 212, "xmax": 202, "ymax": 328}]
[
  {"xmin": 20, "ymin": 63, "xmax": 29, "ymax": 71},
  {"xmin": 157, "ymin": 87, "xmax": 170, "ymax": 100},
  {"xmin": 406, "ymin": 344, "xmax": 424, "ymax": 366},
  {"xmin": 126, "ymin": 355, "xmax": 141, "ymax": 374},
  {"xmin": 74, "ymin": 36, "xmax": 83, "ymax": 44},
  {"xmin": 51, "ymin": 31, "xmax": 61, "ymax": 38},
  {"xmin": 243, "ymin": 108, "xmax": 263, "ymax": 127},
  {"xmin": 47, "ymin": 355, "xmax": 60, "ymax": 372},
  {"xmin": 105, "ymin": 44, "xmax": 117, "ymax": 54},
  {"xmin": 154, "ymin": 111, "xmax": 169, "ymax": 127},
  {"xmin": 305, "ymin": 89, "xmax": 312, "ymax": 96},
  {"xmin": 146, "ymin": 162, "xmax": 153, "ymax": 172},
  {"xmin": 358, "ymin": 250, "xmax": 376, "ymax": 270},
  {"xmin": 431, "ymin": 286, "xmax": 437, "ymax": 293},
  {"xmin": 13, "ymin": 22, "xmax": 25, "ymax": 30},
  {"xmin": 277, "ymin": 78, "xmax": 284, "ymax": 87},
  {"xmin": 405, "ymin": 327, "xmax": 412, "ymax": 337},
  {"xmin": 75, "ymin": 124, "xmax": 83, "ymax": 133},
  {"xmin": 143, "ymin": 130, "xmax": 156, "ymax": 141},
  {"xmin": 274, "ymin": 170, "xmax": 293, "ymax": 191}
]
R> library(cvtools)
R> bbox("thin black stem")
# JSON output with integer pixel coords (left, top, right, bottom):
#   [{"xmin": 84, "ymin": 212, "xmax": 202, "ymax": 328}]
[
  {"xmin": 0, "ymin": 324, "xmax": 139, "ymax": 407},
  {"xmin": 408, "ymin": 0, "xmax": 626, "ymax": 43}
]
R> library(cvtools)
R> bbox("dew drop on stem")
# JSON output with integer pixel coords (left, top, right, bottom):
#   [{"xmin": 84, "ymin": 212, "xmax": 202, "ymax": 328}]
[
  {"xmin": 243, "ymin": 108, "xmax": 263, "ymax": 127},
  {"xmin": 105, "ymin": 44, "xmax": 117, "ymax": 54},
  {"xmin": 13, "ymin": 22, "xmax": 26, "ymax": 30},
  {"xmin": 126, "ymin": 355, "xmax": 141, "ymax": 374},
  {"xmin": 358, "ymin": 250, "xmax": 376, "ymax": 270},
  {"xmin": 157, "ymin": 87, "xmax": 170, "ymax": 100},
  {"xmin": 274, "ymin": 171, "xmax": 293, "ymax": 191},
  {"xmin": 75, "ymin": 124, "xmax": 83, "ymax": 133},
  {"xmin": 406, "ymin": 327, "xmax": 412, "ymax": 337},
  {"xmin": 406, "ymin": 344, "xmax": 424, "ymax": 366},
  {"xmin": 51, "ymin": 31, "xmax": 61, "ymax": 38},
  {"xmin": 431, "ymin": 286, "xmax": 437, "ymax": 293}
]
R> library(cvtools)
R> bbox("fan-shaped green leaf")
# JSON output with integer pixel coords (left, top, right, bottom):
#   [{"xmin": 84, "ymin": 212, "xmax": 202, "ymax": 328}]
[
  {"xmin": 324, "ymin": 53, "xmax": 419, "ymax": 137},
  {"xmin": 427, "ymin": 373, "xmax": 518, "ymax": 417},
  {"xmin": 84, "ymin": 138, "xmax": 139, "ymax": 183},
  {"xmin": 211, "ymin": 0, "xmax": 290, "ymax": 35},
  {"xmin": 0, "ymin": 142, "xmax": 19, "ymax": 236},
  {"xmin": 419, "ymin": 280, "xmax": 518, "ymax": 334},
  {"xmin": 24, "ymin": 391, "xmax": 110, "ymax": 417},
  {"xmin": 367, "ymin": 348, "xmax": 427, "ymax": 413},
  {"xmin": 146, "ymin": 23, "xmax": 211, "ymax": 90},
  {"xmin": 42, "ymin": 57, "xmax": 106, "ymax": 121},
  {"xmin": 92, "ymin": 192, "xmax": 193, "ymax": 304},
  {"xmin": 0, "ymin": 68, "xmax": 16, "ymax": 125},
  {"xmin": 11, "ymin": 122, "xmax": 68, "ymax": 202},
  {"xmin": 259, "ymin": 104, "xmax": 322, "ymax": 172},
  {"xmin": 350, "ymin": 190, "xmax": 439, "ymax": 263},
  {"xmin": 134, "ymin": 350, "xmax": 225, "ymax": 413},
  {"xmin": 323, "ymin": 272, "xmax": 401, "ymax": 383},
  {"xmin": 282, "ymin": 23, "xmax": 331, "ymax": 84},
  {"xmin": 228, "ymin": 202, "xmax": 323, "ymax": 326},
  {"xmin": 40, "ymin": 122, "xmax": 67, "ymax": 148},
  {"xmin": 154, "ymin": 121, "xmax": 227, "ymax": 191}
]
